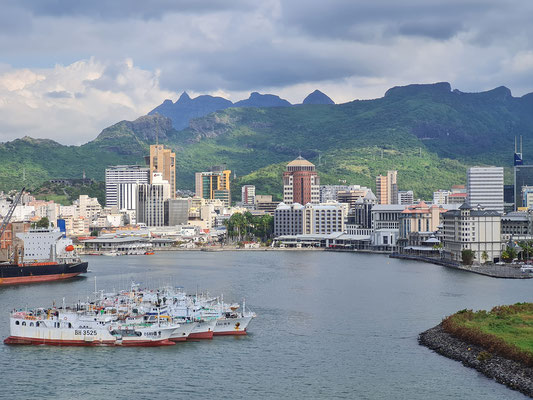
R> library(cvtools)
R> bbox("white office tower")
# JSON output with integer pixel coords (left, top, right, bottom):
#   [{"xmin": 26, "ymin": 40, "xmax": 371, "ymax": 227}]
[
  {"xmin": 241, "ymin": 185, "xmax": 256, "ymax": 207},
  {"xmin": 105, "ymin": 165, "xmax": 150, "ymax": 207},
  {"xmin": 136, "ymin": 173, "xmax": 171, "ymax": 227},
  {"xmin": 466, "ymin": 167, "xmax": 504, "ymax": 213}
]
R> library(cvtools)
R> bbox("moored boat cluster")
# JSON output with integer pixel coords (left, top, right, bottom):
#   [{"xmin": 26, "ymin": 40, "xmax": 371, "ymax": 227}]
[{"xmin": 4, "ymin": 285, "xmax": 256, "ymax": 347}]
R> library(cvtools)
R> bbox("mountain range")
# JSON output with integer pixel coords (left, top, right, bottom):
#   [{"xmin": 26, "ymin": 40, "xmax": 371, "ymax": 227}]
[
  {"xmin": 148, "ymin": 90, "xmax": 333, "ymax": 130},
  {"xmin": 1, "ymin": 83, "xmax": 532, "ymax": 203}
]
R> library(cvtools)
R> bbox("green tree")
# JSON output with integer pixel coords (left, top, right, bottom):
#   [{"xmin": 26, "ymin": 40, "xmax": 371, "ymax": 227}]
[
  {"xmin": 481, "ymin": 251, "xmax": 489, "ymax": 264},
  {"xmin": 224, "ymin": 212, "xmax": 274, "ymax": 243},
  {"xmin": 501, "ymin": 246, "xmax": 518, "ymax": 263},
  {"xmin": 461, "ymin": 249, "xmax": 476, "ymax": 265},
  {"xmin": 36, "ymin": 217, "xmax": 49, "ymax": 228}
]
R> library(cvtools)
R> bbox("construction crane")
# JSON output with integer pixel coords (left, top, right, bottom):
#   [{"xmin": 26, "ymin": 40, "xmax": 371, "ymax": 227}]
[{"xmin": 0, "ymin": 187, "xmax": 25, "ymax": 246}]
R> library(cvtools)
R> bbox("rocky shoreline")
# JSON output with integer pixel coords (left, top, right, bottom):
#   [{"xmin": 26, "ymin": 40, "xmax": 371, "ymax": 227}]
[{"xmin": 419, "ymin": 323, "xmax": 533, "ymax": 397}]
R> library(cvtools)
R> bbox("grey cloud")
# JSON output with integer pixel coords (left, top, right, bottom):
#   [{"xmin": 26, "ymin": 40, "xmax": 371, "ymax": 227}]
[
  {"xmin": 45, "ymin": 90, "xmax": 72, "ymax": 99},
  {"xmin": 396, "ymin": 20, "xmax": 465, "ymax": 40},
  {"xmin": 0, "ymin": 0, "xmax": 533, "ymax": 146},
  {"xmin": 15, "ymin": 0, "xmax": 254, "ymax": 20},
  {"xmin": 158, "ymin": 41, "xmax": 376, "ymax": 92},
  {"xmin": 278, "ymin": 0, "xmax": 506, "ymax": 41}
]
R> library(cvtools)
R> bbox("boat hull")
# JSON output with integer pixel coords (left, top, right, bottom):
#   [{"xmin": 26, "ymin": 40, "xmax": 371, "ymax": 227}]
[
  {"xmin": 169, "ymin": 322, "xmax": 196, "ymax": 342},
  {"xmin": 187, "ymin": 320, "xmax": 216, "ymax": 340},
  {"xmin": 213, "ymin": 316, "xmax": 253, "ymax": 336},
  {"xmin": 0, "ymin": 262, "xmax": 88, "ymax": 286},
  {"xmin": 3, "ymin": 336, "xmax": 174, "ymax": 347}
]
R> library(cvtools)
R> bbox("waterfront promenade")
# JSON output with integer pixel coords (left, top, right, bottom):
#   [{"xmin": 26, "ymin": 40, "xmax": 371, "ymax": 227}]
[{"xmin": 390, "ymin": 253, "xmax": 533, "ymax": 279}]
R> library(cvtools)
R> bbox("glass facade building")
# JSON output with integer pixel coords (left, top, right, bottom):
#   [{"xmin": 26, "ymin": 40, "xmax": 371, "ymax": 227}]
[{"xmin": 514, "ymin": 165, "xmax": 533, "ymax": 209}]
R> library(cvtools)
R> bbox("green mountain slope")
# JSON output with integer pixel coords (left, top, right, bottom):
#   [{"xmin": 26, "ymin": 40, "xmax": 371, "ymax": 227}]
[{"xmin": 0, "ymin": 82, "xmax": 531, "ymax": 202}]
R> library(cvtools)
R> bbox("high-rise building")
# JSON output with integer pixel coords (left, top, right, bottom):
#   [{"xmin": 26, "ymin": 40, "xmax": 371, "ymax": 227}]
[
  {"xmin": 241, "ymin": 185, "xmax": 256, "ymax": 207},
  {"xmin": 350, "ymin": 192, "xmax": 378, "ymax": 229},
  {"xmin": 117, "ymin": 183, "xmax": 138, "ymax": 211},
  {"xmin": 521, "ymin": 186, "xmax": 533, "ymax": 209},
  {"xmin": 398, "ymin": 190, "xmax": 414, "ymax": 205},
  {"xmin": 165, "ymin": 198, "xmax": 190, "ymax": 226},
  {"xmin": 375, "ymin": 170, "xmax": 398, "ymax": 205},
  {"xmin": 467, "ymin": 167, "xmax": 504, "ymax": 213},
  {"xmin": 105, "ymin": 165, "xmax": 149, "ymax": 207},
  {"xmin": 148, "ymin": 145, "xmax": 176, "ymax": 199},
  {"xmin": 136, "ymin": 173, "xmax": 171, "ymax": 227},
  {"xmin": 283, "ymin": 156, "xmax": 320, "ymax": 205},
  {"xmin": 514, "ymin": 165, "xmax": 533, "ymax": 211},
  {"xmin": 195, "ymin": 166, "xmax": 232, "ymax": 207}
]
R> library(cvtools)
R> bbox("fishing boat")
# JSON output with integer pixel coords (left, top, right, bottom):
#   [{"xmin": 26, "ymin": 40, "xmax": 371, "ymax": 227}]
[{"xmin": 4, "ymin": 307, "xmax": 178, "ymax": 346}]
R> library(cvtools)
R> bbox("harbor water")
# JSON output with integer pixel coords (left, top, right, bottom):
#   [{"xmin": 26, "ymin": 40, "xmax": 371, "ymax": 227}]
[{"xmin": 1, "ymin": 251, "xmax": 532, "ymax": 400}]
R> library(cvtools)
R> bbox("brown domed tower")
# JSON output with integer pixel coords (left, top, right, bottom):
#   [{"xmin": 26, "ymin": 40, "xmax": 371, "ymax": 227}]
[{"xmin": 283, "ymin": 156, "xmax": 320, "ymax": 205}]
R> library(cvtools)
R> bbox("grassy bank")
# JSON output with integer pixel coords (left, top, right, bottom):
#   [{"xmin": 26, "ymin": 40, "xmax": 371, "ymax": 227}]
[{"xmin": 442, "ymin": 303, "xmax": 533, "ymax": 366}]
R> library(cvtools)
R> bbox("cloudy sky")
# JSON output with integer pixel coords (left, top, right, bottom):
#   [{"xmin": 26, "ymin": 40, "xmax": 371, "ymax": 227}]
[{"xmin": 1, "ymin": 0, "xmax": 532, "ymax": 144}]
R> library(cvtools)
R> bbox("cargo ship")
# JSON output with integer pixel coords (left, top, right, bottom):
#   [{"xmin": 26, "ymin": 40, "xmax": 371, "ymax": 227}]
[{"xmin": 0, "ymin": 227, "xmax": 88, "ymax": 285}]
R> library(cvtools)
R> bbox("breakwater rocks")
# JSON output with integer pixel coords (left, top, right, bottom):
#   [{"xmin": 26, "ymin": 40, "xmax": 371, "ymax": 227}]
[{"xmin": 419, "ymin": 323, "xmax": 533, "ymax": 397}]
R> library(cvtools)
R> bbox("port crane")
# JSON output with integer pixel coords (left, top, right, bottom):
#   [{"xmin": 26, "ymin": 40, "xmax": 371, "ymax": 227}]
[{"xmin": 0, "ymin": 187, "xmax": 25, "ymax": 250}]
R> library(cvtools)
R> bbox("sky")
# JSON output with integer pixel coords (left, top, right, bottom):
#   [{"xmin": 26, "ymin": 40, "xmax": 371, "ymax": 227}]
[{"xmin": 0, "ymin": 0, "xmax": 532, "ymax": 145}]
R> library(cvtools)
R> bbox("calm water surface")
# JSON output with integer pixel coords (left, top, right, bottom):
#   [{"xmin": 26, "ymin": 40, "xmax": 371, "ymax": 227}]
[{"xmin": 1, "ymin": 251, "xmax": 531, "ymax": 400}]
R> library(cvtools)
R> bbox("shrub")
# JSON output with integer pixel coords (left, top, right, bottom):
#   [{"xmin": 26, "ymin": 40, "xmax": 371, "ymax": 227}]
[
  {"xmin": 442, "ymin": 307, "xmax": 533, "ymax": 367},
  {"xmin": 477, "ymin": 351, "xmax": 492, "ymax": 362}
]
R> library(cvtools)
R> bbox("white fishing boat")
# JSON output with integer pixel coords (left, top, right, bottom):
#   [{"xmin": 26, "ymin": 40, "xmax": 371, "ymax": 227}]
[{"xmin": 4, "ymin": 307, "xmax": 178, "ymax": 347}]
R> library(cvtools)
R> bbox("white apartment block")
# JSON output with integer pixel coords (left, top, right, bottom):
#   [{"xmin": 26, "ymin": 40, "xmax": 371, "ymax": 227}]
[
  {"xmin": 433, "ymin": 190, "xmax": 451, "ymax": 205},
  {"xmin": 398, "ymin": 190, "xmax": 414, "ymax": 205},
  {"xmin": 442, "ymin": 203, "xmax": 503, "ymax": 263},
  {"xmin": 76, "ymin": 195, "xmax": 102, "ymax": 220},
  {"xmin": 241, "ymin": 185, "xmax": 256, "ymax": 206},
  {"xmin": 467, "ymin": 167, "xmax": 504, "ymax": 213},
  {"xmin": 274, "ymin": 202, "xmax": 347, "ymax": 236},
  {"xmin": 304, "ymin": 203, "xmax": 348, "ymax": 234},
  {"xmin": 105, "ymin": 165, "xmax": 150, "ymax": 207}
]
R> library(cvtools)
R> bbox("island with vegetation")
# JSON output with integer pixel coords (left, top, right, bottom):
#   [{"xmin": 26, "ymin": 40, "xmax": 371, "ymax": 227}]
[{"xmin": 419, "ymin": 303, "xmax": 533, "ymax": 397}]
